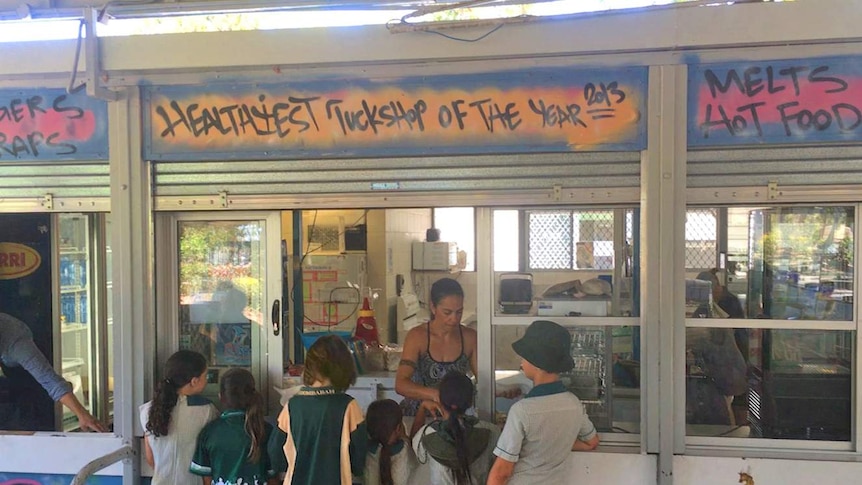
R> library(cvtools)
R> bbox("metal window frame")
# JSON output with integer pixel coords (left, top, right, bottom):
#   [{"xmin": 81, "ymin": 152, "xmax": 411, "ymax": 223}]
[
  {"xmin": 485, "ymin": 204, "xmax": 644, "ymax": 447},
  {"xmin": 152, "ymin": 210, "xmax": 283, "ymax": 411},
  {"xmin": 682, "ymin": 189, "xmax": 862, "ymax": 456}
]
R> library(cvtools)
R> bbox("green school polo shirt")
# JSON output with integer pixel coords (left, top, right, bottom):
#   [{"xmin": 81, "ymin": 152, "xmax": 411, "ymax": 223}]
[
  {"xmin": 268, "ymin": 386, "xmax": 368, "ymax": 485},
  {"xmin": 191, "ymin": 409, "xmax": 276, "ymax": 485}
]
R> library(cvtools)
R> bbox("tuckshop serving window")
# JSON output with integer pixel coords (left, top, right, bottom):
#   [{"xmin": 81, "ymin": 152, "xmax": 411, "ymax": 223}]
[
  {"xmin": 684, "ymin": 204, "xmax": 855, "ymax": 448},
  {"xmin": 488, "ymin": 206, "xmax": 642, "ymax": 440}
]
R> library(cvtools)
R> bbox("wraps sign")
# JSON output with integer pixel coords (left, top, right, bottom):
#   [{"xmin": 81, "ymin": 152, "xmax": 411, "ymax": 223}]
[{"xmin": 0, "ymin": 89, "xmax": 108, "ymax": 161}]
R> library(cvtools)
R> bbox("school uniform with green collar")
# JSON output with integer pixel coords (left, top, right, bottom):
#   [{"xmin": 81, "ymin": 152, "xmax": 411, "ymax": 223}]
[
  {"xmin": 493, "ymin": 381, "xmax": 597, "ymax": 485},
  {"xmin": 268, "ymin": 385, "xmax": 367, "ymax": 485},
  {"xmin": 364, "ymin": 438, "xmax": 418, "ymax": 485},
  {"xmin": 191, "ymin": 409, "xmax": 276, "ymax": 485}
]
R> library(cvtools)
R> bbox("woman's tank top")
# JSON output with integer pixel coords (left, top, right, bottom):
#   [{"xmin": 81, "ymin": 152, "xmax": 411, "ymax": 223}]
[{"xmin": 400, "ymin": 323, "xmax": 471, "ymax": 416}]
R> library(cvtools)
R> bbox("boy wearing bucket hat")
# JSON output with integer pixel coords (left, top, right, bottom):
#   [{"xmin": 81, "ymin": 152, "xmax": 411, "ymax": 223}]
[{"xmin": 488, "ymin": 320, "xmax": 599, "ymax": 485}]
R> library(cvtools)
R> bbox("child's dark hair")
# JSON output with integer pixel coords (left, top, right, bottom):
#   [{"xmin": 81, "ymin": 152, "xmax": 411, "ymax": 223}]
[
  {"xmin": 146, "ymin": 350, "xmax": 207, "ymax": 437},
  {"xmin": 303, "ymin": 335, "xmax": 357, "ymax": 392},
  {"xmin": 439, "ymin": 371, "xmax": 474, "ymax": 485},
  {"xmin": 430, "ymin": 278, "xmax": 464, "ymax": 307},
  {"xmin": 366, "ymin": 399, "xmax": 403, "ymax": 485},
  {"xmin": 220, "ymin": 368, "xmax": 266, "ymax": 463}
]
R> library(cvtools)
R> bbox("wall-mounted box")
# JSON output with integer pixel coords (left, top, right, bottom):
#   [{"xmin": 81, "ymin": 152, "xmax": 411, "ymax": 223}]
[{"xmin": 412, "ymin": 241, "xmax": 457, "ymax": 271}]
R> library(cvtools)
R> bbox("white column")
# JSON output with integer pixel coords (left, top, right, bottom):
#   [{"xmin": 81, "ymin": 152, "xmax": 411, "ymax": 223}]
[{"xmin": 109, "ymin": 87, "xmax": 151, "ymax": 485}]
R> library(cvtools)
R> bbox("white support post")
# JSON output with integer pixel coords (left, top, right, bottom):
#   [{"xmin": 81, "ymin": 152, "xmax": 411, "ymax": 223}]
[
  {"xmin": 84, "ymin": 8, "xmax": 119, "ymax": 101},
  {"xmin": 109, "ymin": 87, "xmax": 149, "ymax": 484},
  {"xmin": 644, "ymin": 63, "xmax": 688, "ymax": 485},
  {"xmin": 476, "ymin": 207, "xmax": 494, "ymax": 422}
]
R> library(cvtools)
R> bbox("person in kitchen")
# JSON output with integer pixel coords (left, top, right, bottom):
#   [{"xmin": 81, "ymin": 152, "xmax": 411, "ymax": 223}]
[
  {"xmin": 396, "ymin": 278, "xmax": 477, "ymax": 417},
  {"xmin": 0, "ymin": 311, "xmax": 105, "ymax": 432}
]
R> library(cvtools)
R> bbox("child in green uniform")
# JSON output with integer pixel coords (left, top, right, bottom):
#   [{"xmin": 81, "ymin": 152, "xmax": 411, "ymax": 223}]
[
  {"xmin": 191, "ymin": 368, "xmax": 277, "ymax": 485},
  {"xmin": 268, "ymin": 335, "xmax": 367, "ymax": 485}
]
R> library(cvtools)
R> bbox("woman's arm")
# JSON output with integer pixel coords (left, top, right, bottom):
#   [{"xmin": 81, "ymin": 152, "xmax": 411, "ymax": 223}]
[
  {"xmin": 59, "ymin": 392, "xmax": 106, "ymax": 432},
  {"xmin": 394, "ymin": 327, "xmax": 439, "ymax": 402},
  {"xmin": 409, "ymin": 401, "xmax": 436, "ymax": 439}
]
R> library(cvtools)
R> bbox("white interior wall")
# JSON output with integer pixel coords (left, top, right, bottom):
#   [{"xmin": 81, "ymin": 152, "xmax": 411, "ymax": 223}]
[{"xmin": 385, "ymin": 208, "xmax": 431, "ymax": 343}]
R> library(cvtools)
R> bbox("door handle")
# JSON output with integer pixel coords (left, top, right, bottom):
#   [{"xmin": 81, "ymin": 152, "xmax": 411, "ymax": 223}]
[{"xmin": 271, "ymin": 300, "xmax": 281, "ymax": 336}]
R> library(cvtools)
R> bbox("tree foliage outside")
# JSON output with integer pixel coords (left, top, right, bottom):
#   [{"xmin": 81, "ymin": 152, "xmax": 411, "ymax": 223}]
[
  {"xmin": 179, "ymin": 222, "xmax": 262, "ymax": 308},
  {"xmin": 759, "ymin": 208, "xmax": 854, "ymax": 278},
  {"xmin": 102, "ymin": 13, "xmax": 260, "ymax": 35}
]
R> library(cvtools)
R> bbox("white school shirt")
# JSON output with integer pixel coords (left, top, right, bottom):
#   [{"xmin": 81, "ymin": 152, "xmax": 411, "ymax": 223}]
[
  {"xmin": 412, "ymin": 420, "xmax": 500, "ymax": 485},
  {"xmin": 364, "ymin": 439, "xmax": 418, "ymax": 485},
  {"xmin": 493, "ymin": 381, "xmax": 597, "ymax": 485},
  {"xmin": 139, "ymin": 394, "xmax": 219, "ymax": 485}
]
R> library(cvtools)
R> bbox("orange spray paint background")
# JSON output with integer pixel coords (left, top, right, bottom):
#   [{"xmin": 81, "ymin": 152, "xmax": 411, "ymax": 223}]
[{"xmin": 149, "ymin": 83, "xmax": 643, "ymax": 153}]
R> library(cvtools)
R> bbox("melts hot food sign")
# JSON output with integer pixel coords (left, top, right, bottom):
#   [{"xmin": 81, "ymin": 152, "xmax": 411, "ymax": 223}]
[
  {"xmin": 144, "ymin": 67, "xmax": 647, "ymax": 160},
  {"xmin": 689, "ymin": 56, "xmax": 862, "ymax": 146},
  {"xmin": 0, "ymin": 89, "xmax": 108, "ymax": 161},
  {"xmin": 0, "ymin": 243, "xmax": 41, "ymax": 280}
]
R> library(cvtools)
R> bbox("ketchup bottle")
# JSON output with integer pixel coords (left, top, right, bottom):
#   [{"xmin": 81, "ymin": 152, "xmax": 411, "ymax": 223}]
[{"xmin": 354, "ymin": 297, "xmax": 379, "ymax": 345}]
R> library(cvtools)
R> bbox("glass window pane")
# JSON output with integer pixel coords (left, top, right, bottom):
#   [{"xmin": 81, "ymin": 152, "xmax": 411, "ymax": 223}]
[
  {"xmin": 178, "ymin": 221, "xmax": 264, "ymax": 391},
  {"xmin": 528, "ymin": 211, "xmax": 572, "ymax": 269},
  {"xmin": 493, "ymin": 210, "xmax": 519, "ymax": 272},
  {"xmin": 59, "ymin": 214, "xmax": 94, "ymax": 431},
  {"xmin": 686, "ymin": 206, "xmax": 854, "ymax": 321},
  {"xmin": 433, "ymin": 207, "xmax": 474, "ymax": 271},
  {"xmin": 105, "ymin": 214, "xmax": 114, "ymax": 424},
  {"xmin": 497, "ymin": 208, "xmax": 637, "ymax": 317},
  {"xmin": 686, "ymin": 327, "xmax": 852, "ymax": 441},
  {"xmin": 494, "ymin": 325, "xmax": 640, "ymax": 435},
  {"xmin": 685, "ymin": 209, "xmax": 717, "ymax": 269},
  {"xmin": 573, "ymin": 210, "xmax": 615, "ymax": 270}
]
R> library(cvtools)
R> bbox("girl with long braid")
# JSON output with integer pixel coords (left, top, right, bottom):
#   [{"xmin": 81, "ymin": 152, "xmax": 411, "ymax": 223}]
[
  {"xmin": 364, "ymin": 399, "xmax": 418, "ymax": 485},
  {"xmin": 191, "ymin": 368, "xmax": 277, "ymax": 485},
  {"xmin": 140, "ymin": 350, "xmax": 218, "ymax": 485},
  {"xmin": 410, "ymin": 371, "xmax": 500, "ymax": 485}
]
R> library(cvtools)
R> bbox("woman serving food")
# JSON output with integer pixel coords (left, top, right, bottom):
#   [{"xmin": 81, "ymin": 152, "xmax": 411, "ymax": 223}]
[{"xmin": 396, "ymin": 278, "xmax": 477, "ymax": 417}]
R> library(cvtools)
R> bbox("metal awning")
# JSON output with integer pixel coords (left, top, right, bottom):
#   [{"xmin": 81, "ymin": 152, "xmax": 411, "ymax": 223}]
[{"xmin": 0, "ymin": 0, "xmax": 758, "ymax": 22}]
